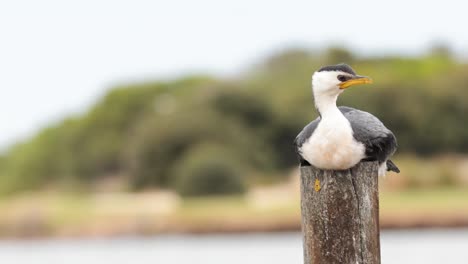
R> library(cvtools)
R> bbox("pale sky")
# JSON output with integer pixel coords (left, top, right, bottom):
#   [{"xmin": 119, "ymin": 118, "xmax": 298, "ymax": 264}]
[{"xmin": 1, "ymin": 0, "xmax": 467, "ymax": 151}]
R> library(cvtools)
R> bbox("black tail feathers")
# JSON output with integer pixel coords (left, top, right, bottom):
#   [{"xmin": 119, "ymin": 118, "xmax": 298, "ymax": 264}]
[{"xmin": 386, "ymin": 159, "xmax": 400, "ymax": 173}]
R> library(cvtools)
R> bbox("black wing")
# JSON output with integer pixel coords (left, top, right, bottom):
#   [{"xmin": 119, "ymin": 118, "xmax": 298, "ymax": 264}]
[{"xmin": 339, "ymin": 106, "xmax": 397, "ymax": 163}]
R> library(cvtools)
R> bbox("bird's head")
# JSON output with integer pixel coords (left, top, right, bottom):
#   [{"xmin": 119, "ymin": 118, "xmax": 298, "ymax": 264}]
[{"xmin": 312, "ymin": 63, "xmax": 373, "ymax": 98}]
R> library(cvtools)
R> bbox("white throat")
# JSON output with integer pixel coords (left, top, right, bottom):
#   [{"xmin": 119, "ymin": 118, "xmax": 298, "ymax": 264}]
[{"xmin": 313, "ymin": 91, "xmax": 341, "ymax": 118}]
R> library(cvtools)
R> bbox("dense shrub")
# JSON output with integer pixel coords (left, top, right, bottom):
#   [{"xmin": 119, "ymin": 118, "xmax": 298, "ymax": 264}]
[
  {"xmin": 211, "ymin": 89, "xmax": 274, "ymax": 128},
  {"xmin": 125, "ymin": 107, "xmax": 273, "ymax": 189},
  {"xmin": 172, "ymin": 144, "xmax": 246, "ymax": 197}
]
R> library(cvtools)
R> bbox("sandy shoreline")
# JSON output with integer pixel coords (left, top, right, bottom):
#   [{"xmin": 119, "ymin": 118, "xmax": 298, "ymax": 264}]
[
  {"xmin": 2, "ymin": 184, "xmax": 468, "ymax": 239},
  {"xmin": 2, "ymin": 213, "xmax": 468, "ymax": 239}
]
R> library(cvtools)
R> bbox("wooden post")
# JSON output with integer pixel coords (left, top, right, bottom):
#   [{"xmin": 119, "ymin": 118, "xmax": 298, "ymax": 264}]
[{"xmin": 300, "ymin": 161, "xmax": 381, "ymax": 264}]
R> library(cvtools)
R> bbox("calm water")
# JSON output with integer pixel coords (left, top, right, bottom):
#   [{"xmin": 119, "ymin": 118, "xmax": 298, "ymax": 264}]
[{"xmin": 1, "ymin": 229, "xmax": 468, "ymax": 264}]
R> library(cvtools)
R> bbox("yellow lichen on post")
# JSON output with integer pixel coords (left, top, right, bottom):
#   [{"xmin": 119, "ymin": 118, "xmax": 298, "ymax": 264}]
[{"xmin": 314, "ymin": 179, "xmax": 321, "ymax": 192}]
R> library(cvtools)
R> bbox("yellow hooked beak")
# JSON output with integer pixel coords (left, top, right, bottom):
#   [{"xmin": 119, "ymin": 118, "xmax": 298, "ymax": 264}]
[{"xmin": 339, "ymin": 76, "xmax": 373, "ymax": 89}]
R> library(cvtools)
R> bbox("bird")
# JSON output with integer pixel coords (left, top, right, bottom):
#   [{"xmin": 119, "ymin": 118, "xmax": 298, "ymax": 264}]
[{"xmin": 294, "ymin": 63, "xmax": 399, "ymax": 176}]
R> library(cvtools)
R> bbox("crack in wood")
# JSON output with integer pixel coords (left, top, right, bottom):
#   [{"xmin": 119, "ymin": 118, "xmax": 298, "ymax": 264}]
[{"xmin": 300, "ymin": 162, "xmax": 381, "ymax": 264}]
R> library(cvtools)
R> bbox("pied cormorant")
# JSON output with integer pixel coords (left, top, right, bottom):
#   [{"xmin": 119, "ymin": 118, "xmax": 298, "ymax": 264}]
[{"xmin": 294, "ymin": 64, "xmax": 399, "ymax": 176}]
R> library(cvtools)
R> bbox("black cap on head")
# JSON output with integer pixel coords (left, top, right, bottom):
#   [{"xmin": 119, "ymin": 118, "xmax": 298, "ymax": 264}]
[{"xmin": 317, "ymin": 63, "xmax": 356, "ymax": 75}]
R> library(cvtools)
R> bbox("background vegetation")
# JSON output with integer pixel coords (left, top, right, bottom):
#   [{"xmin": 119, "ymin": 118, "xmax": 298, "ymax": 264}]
[{"xmin": 0, "ymin": 47, "xmax": 467, "ymax": 196}]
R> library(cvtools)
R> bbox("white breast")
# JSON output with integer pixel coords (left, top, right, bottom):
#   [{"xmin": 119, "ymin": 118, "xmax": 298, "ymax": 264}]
[{"xmin": 300, "ymin": 113, "xmax": 365, "ymax": 170}]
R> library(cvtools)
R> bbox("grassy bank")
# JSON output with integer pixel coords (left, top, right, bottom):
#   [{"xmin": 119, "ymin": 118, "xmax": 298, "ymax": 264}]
[
  {"xmin": 1, "ymin": 186, "xmax": 468, "ymax": 238},
  {"xmin": 1, "ymin": 155, "xmax": 467, "ymax": 238}
]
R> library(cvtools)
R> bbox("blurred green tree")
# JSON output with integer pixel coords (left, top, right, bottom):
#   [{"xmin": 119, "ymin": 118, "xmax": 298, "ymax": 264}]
[{"xmin": 1, "ymin": 48, "xmax": 467, "ymax": 194}]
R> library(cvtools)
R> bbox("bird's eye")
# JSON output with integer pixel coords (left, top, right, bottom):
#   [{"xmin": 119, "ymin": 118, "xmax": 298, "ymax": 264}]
[{"xmin": 337, "ymin": 75, "xmax": 349, "ymax": 82}]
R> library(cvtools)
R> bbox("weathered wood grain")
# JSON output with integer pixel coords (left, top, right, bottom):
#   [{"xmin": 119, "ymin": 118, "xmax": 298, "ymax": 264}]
[{"xmin": 300, "ymin": 162, "xmax": 380, "ymax": 264}]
